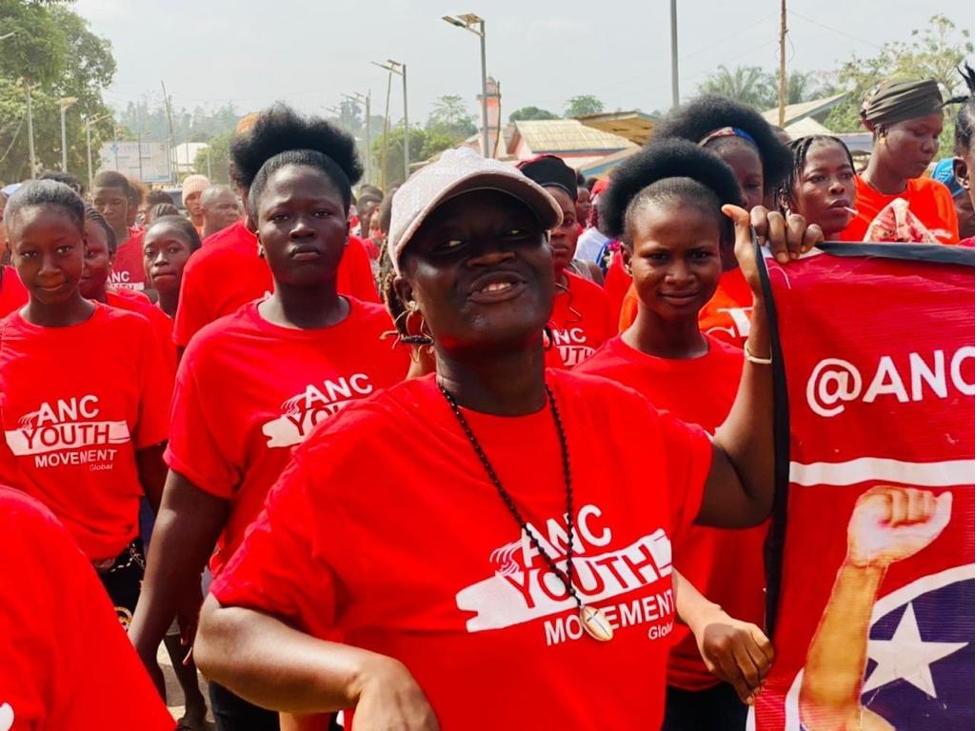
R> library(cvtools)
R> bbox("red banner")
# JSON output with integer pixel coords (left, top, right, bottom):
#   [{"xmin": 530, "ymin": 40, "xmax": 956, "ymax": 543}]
[{"xmin": 756, "ymin": 244, "xmax": 974, "ymax": 731}]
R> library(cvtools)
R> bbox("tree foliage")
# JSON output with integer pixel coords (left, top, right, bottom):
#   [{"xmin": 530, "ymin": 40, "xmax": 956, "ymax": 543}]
[
  {"xmin": 509, "ymin": 106, "xmax": 560, "ymax": 122},
  {"xmin": 0, "ymin": 1, "xmax": 117, "ymax": 184},
  {"xmin": 696, "ymin": 65, "xmax": 831, "ymax": 111},
  {"xmin": 193, "ymin": 130, "xmax": 232, "ymax": 185},
  {"xmin": 823, "ymin": 14, "xmax": 972, "ymax": 157},
  {"xmin": 565, "ymin": 95, "xmax": 604, "ymax": 117},
  {"xmin": 427, "ymin": 94, "xmax": 476, "ymax": 140}
]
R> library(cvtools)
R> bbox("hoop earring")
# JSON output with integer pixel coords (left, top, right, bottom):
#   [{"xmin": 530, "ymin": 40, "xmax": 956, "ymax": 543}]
[{"xmin": 398, "ymin": 301, "xmax": 434, "ymax": 346}]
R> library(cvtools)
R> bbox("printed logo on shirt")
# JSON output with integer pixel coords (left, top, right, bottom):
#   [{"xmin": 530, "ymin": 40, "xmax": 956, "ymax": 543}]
[
  {"xmin": 262, "ymin": 374, "xmax": 376, "ymax": 448},
  {"xmin": 0, "ymin": 702, "xmax": 13, "ymax": 731},
  {"xmin": 108, "ymin": 270, "xmax": 144, "ymax": 291},
  {"xmin": 455, "ymin": 503, "xmax": 675, "ymax": 646},
  {"xmin": 706, "ymin": 306, "xmax": 753, "ymax": 341},
  {"xmin": 551, "ymin": 328, "xmax": 595, "ymax": 367},
  {"xmin": 4, "ymin": 396, "xmax": 127, "ymax": 470}
]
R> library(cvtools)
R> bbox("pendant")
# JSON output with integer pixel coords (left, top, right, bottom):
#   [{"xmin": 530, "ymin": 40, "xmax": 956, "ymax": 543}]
[{"xmin": 580, "ymin": 604, "xmax": 614, "ymax": 642}]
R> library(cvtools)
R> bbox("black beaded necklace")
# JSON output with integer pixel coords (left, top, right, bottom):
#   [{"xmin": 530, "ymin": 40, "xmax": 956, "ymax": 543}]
[{"xmin": 438, "ymin": 380, "xmax": 614, "ymax": 642}]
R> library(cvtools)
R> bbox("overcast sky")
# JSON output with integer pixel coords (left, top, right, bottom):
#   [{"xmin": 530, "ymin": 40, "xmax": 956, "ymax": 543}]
[{"xmin": 75, "ymin": 0, "xmax": 973, "ymax": 124}]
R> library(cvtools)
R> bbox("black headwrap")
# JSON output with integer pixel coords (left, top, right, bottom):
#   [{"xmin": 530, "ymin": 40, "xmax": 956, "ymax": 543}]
[
  {"xmin": 860, "ymin": 79, "xmax": 944, "ymax": 127},
  {"xmin": 517, "ymin": 155, "xmax": 577, "ymax": 199}
]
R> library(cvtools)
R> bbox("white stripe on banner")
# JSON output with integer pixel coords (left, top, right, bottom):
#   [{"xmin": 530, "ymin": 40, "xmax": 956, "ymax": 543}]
[{"xmin": 790, "ymin": 458, "xmax": 975, "ymax": 487}]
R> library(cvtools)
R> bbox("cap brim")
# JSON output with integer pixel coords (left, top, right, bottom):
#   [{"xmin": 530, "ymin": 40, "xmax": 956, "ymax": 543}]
[{"xmin": 397, "ymin": 171, "xmax": 562, "ymax": 264}]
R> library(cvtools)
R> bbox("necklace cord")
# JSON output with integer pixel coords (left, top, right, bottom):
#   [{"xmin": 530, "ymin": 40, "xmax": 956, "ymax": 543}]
[{"xmin": 437, "ymin": 381, "xmax": 583, "ymax": 610}]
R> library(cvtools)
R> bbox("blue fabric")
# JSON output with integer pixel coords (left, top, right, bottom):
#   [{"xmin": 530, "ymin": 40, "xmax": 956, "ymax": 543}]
[{"xmin": 932, "ymin": 157, "xmax": 964, "ymax": 198}]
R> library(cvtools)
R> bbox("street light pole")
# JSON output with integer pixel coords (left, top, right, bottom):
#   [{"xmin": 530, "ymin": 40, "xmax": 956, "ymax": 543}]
[
  {"xmin": 374, "ymin": 60, "xmax": 409, "ymax": 183},
  {"xmin": 59, "ymin": 97, "xmax": 78, "ymax": 173},
  {"xmin": 401, "ymin": 63, "xmax": 408, "ymax": 181},
  {"xmin": 83, "ymin": 113, "xmax": 111, "ymax": 192},
  {"xmin": 442, "ymin": 13, "xmax": 490, "ymax": 158}
]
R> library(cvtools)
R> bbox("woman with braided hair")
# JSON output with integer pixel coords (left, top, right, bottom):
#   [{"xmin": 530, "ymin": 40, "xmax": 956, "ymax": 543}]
[{"xmin": 778, "ymin": 135, "xmax": 858, "ymax": 239}]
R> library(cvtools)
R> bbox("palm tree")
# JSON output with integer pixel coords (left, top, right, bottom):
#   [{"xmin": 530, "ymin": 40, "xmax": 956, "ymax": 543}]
[{"xmin": 698, "ymin": 65, "xmax": 776, "ymax": 109}]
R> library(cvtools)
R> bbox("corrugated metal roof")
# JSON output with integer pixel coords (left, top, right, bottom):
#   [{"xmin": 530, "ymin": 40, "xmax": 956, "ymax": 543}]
[
  {"xmin": 576, "ymin": 111, "xmax": 656, "ymax": 145},
  {"xmin": 512, "ymin": 120, "xmax": 637, "ymax": 154},
  {"xmin": 762, "ymin": 93, "xmax": 849, "ymax": 126},
  {"xmin": 784, "ymin": 117, "xmax": 832, "ymax": 138}
]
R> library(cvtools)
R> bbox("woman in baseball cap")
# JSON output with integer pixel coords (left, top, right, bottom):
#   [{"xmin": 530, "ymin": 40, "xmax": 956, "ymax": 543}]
[{"xmin": 195, "ymin": 147, "xmax": 816, "ymax": 730}]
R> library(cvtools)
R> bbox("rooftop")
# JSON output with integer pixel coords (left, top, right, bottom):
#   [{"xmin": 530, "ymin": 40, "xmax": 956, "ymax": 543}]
[
  {"xmin": 511, "ymin": 119, "xmax": 637, "ymax": 155},
  {"xmin": 576, "ymin": 110, "xmax": 657, "ymax": 145},
  {"xmin": 762, "ymin": 92, "xmax": 849, "ymax": 127}
]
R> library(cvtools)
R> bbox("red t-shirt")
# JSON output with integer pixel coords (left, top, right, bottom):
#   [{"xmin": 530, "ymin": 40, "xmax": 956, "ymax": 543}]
[
  {"xmin": 106, "ymin": 288, "xmax": 177, "ymax": 378},
  {"xmin": 109, "ymin": 228, "xmax": 147, "ymax": 291},
  {"xmin": 0, "ymin": 265, "xmax": 27, "ymax": 318},
  {"xmin": 603, "ymin": 249, "xmax": 631, "ymax": 317},
  {"xmin": 213, "ymin": 370, "xmax": 712, "ymax": 729},
  {"xmin": 839, "ymin": 175, "xmax": 960, "ymax": 244},
  {"xmin": 0, "ymin": 304, "xmax": 172, "ymax": 560},
  {"xmin": 173, "ymin": 221, "xmax": 381, "ymax": 348},
  {"xmin": 549, "ymin": 271, "xmax": 614, "ymax": 367},
  {"xmin": 0, "ymin": 486, "xmax": 174, "ymax": 729},
  {"xmin": 618, "ymin": 268, "xmax": 754, "ymax": 348},
  {"xmin": 576, "ymin": 334, "xmax": 767, "ymax": 690},
  {"xmin": 166, "ymin": 298, "xmax": 408, "ymax": 576}
]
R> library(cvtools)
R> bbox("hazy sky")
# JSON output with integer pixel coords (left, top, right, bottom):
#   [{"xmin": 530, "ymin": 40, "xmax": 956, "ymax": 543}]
[{"xmin": 75, "ymin": 0, "xmax": 973, "ymax": 124}]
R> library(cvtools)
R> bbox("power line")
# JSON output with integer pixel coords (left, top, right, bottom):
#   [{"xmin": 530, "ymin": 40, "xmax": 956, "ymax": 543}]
[{"xmin": 788, "ymin": 10, "xmax": 884, "ymax": 51}]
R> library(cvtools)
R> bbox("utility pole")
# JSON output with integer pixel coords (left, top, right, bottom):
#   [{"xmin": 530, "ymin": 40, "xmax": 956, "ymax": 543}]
[
  {"xmin": 161, "ymin": 81, "xmax": 176, "ymax": 183},
  {"xmin": 136, "ymin": 104, "xmax": 144, "ymax": 182},
  {"xmin": 59, "ymin": 98, "xmax": 78, "ymax": 172},
  {"xmin": 669, "ymin": 0, "xmax": 680, "ymax": 109},
  {"xmin": 84, "ymin": 113, "xmax": 110, "ymax": 193},
  {"xmin": 778, "ymin": 0, "xmax": 788, "ymax": 126},
  {"xmin": 25, "ymin": 82, "xmax": 36, "ymax": 177}
]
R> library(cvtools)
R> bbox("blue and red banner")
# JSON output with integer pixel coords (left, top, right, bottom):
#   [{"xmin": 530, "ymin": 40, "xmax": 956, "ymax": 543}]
[{"xmin": 756, "ymin": 243, "xmax": 975, "ymax": 730}]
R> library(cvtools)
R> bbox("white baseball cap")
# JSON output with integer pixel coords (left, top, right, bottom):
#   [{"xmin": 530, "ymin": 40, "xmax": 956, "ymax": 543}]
[{"xmin": 387, "ymin": 148, "xmax": 562, "ymax": 274}]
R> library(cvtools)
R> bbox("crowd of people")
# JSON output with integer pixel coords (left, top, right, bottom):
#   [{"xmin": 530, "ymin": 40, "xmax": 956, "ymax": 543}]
[{"xmin": 0, "ymin": 64, "xmax": 971, "ymax": 731}]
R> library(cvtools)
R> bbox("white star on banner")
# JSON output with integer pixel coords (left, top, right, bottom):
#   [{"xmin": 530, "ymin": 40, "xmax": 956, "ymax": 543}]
[{"xmin": 863, "ymin": 602, "xmax": 969, "ymax": 698}]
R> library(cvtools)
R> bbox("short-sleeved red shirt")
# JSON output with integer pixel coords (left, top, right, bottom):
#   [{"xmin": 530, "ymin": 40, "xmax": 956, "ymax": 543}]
[
  {"xmin": 839, "ymin": 175, "xmax": 960, "ymax": 244},
  {"xmin": 576, "ymin": 334, "xmax": 767, "ymax": 690},
  {"xmin": 166, "ymin": 298, "xmax": 408, "ymax": 575},
  {"xmin": 549, "ymin": 271, "xmax": 615, "ymax": 367},
  {"xmin": 0, "ymin": 266, "xmax": 27, "ymax": 318},
  {"xmin": 173, "ymin": 221, "xmax": 380, "ymax": 347},
  {"xmin": 0, "ymin": 486, "xmax": 174, "ymax": 729},
  {"xmin": 106, "ymin": 288, "xmax": 177, "ymax": 378},
  {"xmin": 0, "ymin": 304, "xmax": 172, "ymax": 560},
  {"xmin": 109, "ymin": 228, "xmax": 147, "ymax": 291},
  {"xmin": 213, "ymin": 370, "xmax": 712, "ymax": 729}
]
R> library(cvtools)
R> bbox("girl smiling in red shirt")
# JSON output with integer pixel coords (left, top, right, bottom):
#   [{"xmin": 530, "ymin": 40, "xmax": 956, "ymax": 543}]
[
  {"xmin": 578, "ymin": 140, "xmax": 773, "ymax": 728},
  {"xmin": 0, "ymin": 180, "xmax": 170, "ymax": 625}
]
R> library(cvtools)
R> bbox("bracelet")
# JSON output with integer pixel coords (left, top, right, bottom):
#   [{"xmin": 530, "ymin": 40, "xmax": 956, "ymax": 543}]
[{"xmin": 744, "ymin": 343, "xmax": 773, "ymax": 365}]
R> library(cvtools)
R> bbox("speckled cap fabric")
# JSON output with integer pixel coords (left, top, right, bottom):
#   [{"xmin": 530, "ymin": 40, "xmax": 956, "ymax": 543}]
[{"xmin": 387, "ymin": 148, "xmax": 562, "ymax": 274}]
